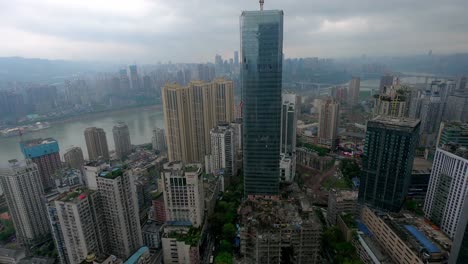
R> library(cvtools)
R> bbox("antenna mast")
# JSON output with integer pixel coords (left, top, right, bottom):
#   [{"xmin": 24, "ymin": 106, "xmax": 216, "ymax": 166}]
[{"xmin": 260, "ymin": 0, "xmax": 264, "ymax": 11}]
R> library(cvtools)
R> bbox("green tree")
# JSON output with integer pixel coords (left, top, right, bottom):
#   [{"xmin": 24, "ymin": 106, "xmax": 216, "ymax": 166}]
[
  {"xmin": 222, "ymin": 223, "xmax": 236, "ymax": 241},
  {"xmin": 215, "ymin": 252, "xmax": 233, "ymax": 264},
  {"xmin": 219, "ymin": 240, "xmax": 232, "ymax": 252}
]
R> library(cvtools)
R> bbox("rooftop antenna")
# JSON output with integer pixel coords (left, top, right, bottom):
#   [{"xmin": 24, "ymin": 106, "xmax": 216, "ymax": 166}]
[{"xmin": 260, "ymin": 0, "xmax": 264, "ymax": 11}]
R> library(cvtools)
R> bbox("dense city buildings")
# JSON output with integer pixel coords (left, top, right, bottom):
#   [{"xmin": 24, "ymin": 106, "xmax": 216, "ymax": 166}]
[
  {"xmin": 359, "ymin": 116, "xmax": 420, "ymax": 212},
  {"xmin": 318, "ymin": 98, "xmax": 340, "ymax": 148},
  {"xmin": 63, "ymin": 146, "xmax": 85, "ymax": 170},
  {"xmin": 160, "ymin": 162, "xmax": 205, "ymax": 228},
  {"xmin": 151, "ymin": 127, "xmax": 167, "ymax": 152},
  {"xmin": 84, "ymin": 127, "xmax": 110, "ymax": 161},
  {"xmin": 348, "ymin": 77, "xmax": 360, "ymax": 106},
  {"xmin": 449, "ymin": 196, "xmax": 468, "ymax": 263},
  {"xmin": 240, "ymin": 185, "xmax": 322, "ymax": 264},
  {"xmin": 436, "ymin": 121, "xmax": 468, "ymax": 147},
  {"xmin": 424, "ymin": 144, "xmax": 468, "ymax": 239},
  {"xmin": 0, "ymin": 160, "xmax": 50, "ymax": 246},
  {"xmin": 361, "ymin": 206, "xmax": 450, "ymax": 264},
  {"xmin": 53, "ymin": 187, "xmax": 107, "ymax": 264},
  {"xmin": 20, "ymin": 138, "xmax": 62, "ymax": 190},
  {"xmin": 241, "ymin": 9, "xmax": 283, "ymax": 197},
  {"xmin": 162, "ymin": 79, "xmax": 234, "ymax": 163},
  {"xmin": 96, "ymin": 166, "xmax": 143, "ymax": 259},
  {"xmin": 112, "ymin": 122, "xmax": 132, "ymax": 160},
  {"xmin": 151, "ymin": 190, "xmax": 167, "ymax": 224}
]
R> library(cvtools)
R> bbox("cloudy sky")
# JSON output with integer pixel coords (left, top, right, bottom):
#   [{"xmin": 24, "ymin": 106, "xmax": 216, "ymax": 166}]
[{"xmin": 1, "ymin": 0, "xmax": 468, "ymax": 63}]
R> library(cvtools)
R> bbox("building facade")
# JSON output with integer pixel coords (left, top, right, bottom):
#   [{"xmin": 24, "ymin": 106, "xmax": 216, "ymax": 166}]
[
  {"xmin": 359, "ymin": 116, "xmax": 420, "ymax": 212},
  {"xmin": 0, "ymin": 160, "xmax": 50, "ymax": 246},
  {"xmin": 112, "ymin": 122, "xmax": 132, "ymax": 160},
  {"xmin": 424, "ymin": 145, "xmax": 468, "ymax": 239},
  {"xmin": 84, "ymin": 127, "xmax": 110, "ymax": 161},
  {"xmin": 64, "ymin": 146, "xmax": 85, "ymax": 170},
  {"xmin": 241, "ymin": 9, "xmax": 283, "ymax": 197},
  {"xmin": 20, "ymin": 138, "xmax": 62, "ymax": 190},
  {"xmin": 162, "ymin": 79, "xmax": 234, "ymax": 163},
  {"xmin": 449, "ymin": 194, "xmax": 468, "ymax": 264}
]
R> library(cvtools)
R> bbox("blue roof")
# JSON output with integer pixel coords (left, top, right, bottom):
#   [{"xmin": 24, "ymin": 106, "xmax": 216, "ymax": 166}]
[
  {"xmin": 20, "ymin": 139, "xmax": 59, "ymax": 159},
  {"xmin": 358, "ymin": 221, "xmax": 373, "ymax": 237},
  {"xmin": 404, "ymin": 225, "xmax": 440, "ymax": 253},
  {"xmin": 124, "ymin": 246, "xmax": 149, "ymax": 264}
]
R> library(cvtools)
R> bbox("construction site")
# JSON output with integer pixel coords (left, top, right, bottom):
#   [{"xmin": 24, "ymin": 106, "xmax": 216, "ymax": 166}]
[{"xmin": 238, "ymin": 184, "xmax": 323, "ymax": 264}]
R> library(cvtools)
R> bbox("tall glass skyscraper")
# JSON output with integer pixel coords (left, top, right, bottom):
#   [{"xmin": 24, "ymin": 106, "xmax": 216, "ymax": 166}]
[
  {"xmin": 358, "ymin": 116, "xmax": 420, "ymax": 212},
  {"xmin": 240, "ymin": 10, "xmax": 283, "ymax": 197}
]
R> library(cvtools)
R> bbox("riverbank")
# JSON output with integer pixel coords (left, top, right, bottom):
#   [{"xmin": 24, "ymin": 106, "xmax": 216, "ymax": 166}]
[{"xmin": 48, "ymin": 104, "xmax": 162, "ymax": 125}]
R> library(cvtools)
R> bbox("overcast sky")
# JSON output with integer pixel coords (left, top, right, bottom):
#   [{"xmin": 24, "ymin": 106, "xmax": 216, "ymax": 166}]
[{"xmin": 1, "ymin": 0, "xmax": 468, "ymax": 63}]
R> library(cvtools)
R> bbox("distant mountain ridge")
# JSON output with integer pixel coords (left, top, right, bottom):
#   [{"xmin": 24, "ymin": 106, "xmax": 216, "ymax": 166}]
[{"xmin": 0, "ymin": 57, "xmax": 115, "ymax": 86}]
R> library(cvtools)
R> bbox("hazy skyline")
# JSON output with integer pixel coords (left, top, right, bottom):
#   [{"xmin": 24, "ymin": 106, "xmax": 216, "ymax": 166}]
[{"xmin": 1, "ymin": 0, "xmax": 468, "ymax": 63}]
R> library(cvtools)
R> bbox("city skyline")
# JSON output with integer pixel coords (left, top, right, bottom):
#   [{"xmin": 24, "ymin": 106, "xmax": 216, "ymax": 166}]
[{"xmin": 1, "ymin": 0, "xmax": 468, "ymax": 62}]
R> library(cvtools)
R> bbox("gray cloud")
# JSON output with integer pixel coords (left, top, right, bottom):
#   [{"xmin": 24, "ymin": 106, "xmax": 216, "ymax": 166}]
[{"xmin": 0, "ymin": 0, "xmax": 467, "ymax": 63}]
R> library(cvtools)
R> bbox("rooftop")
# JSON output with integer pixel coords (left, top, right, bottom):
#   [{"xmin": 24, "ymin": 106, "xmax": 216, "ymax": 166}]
[
  {"xmin": 99, "ymin": 167, "xmax": 123, "ymax": 179},
  {"xmin": 412, "ymin": 157, "xmax": 432, "ymax": 173},
  {"xmin": 370, "ymin": 116, "xmax": 420, "ymax": 129},
  {"xmin": 21, "ymin": 138, "xmax": 58, "ymax": 147},
  {"xmin": 57, "ymin": 187, "xmax": 94, "ymax": 203},
  {"xmin": 440, "ymin": 143, "xmax": 468, "ymax": 159}
]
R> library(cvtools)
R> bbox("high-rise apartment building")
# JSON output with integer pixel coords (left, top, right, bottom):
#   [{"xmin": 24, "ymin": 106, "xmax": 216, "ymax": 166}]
[
  {"xmin": 53, "ymin": 187, "xmax": 107, "ymax": 264},
  {"xmin": 207, "ymin": 123, "xmax": 237, "ymax": 177},
  {"xmin": 64, "ymin": 146, "xmax": 85, "ymax": 170},
  {"xmin": 318, "ymin": 98, "xmax": 340, "ymax": 148},
  {"xmin": 113, "ymin": 122, "xmax": 132, "ymax": 160},
  {"xmin": 96, "ymin": 166, "xmax": 143, "ymax": 259},
  {"xmin": 348, "ymin": 77, "xmax": 360, "ymax": 106},
  {"xmin": 241, "ymin": 9, "xmax": 283, "ymax": 197},
  {"xmin": 160, "ymin": 162, "xmax": 204, "ymax": 228},
  {"xmin": 84, "ymin": 127, "xmax": 109, "ymax": 161},
  {"xmin": 129, "ymin": 65, "xmax": 140, "ymax": 90},
  {"xmin": 419, "ymin": 92, "xmax": 443, "ymax": 146},
  {"xmin": 20, "ymin": 138, "xmax": 62, "ymax": 190},
  {"xmin": 424, "ymin": 145, "xmax": 468, "ymax": 239},
  {"xmin": 234, "ymin": 51, "xmax": 239, "ymax": 66},
  {"xmin": 0, "ymin": 160, "xmax": 50, "ymax": 246},
  {"xmin": 373, "ymin": 85, "xmax": 409, "ymax": 117},
  {"xmin": 119, "ymin": 68, "xmax": 130, "ymax": 92},
  {"xmin": 443, "ymin": 92, "xmax": 468, "ymax": 122},
  {"xmin": 379, "ymin": 75, "xmax": 395, "ymax": 93},
  {"xmin": 162, "ymin": 79, "xmax": 234, "ymax": 163},
  {"xmin": 280, "ymin": 93, "xmax": 298, "ymax": 181},
  {"xmin": 359, "ymin": 116, "xmax": 420, "ymax": 212},
  {"xmin": 152, "ymin": 127, "xmax": 167, "ymax": 152},
  {"xmin": 449, "ymin": 195, "xmax": 468, "ymax": 264}
]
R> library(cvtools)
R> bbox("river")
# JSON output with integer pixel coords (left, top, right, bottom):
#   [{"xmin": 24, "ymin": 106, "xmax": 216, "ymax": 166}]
[{"xmin": 0, "ymin": 106, "xmax": 165, "ymax": 166}]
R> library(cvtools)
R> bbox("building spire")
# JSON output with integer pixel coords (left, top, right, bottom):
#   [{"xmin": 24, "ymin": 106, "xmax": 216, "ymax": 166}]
[{"xmin": 260, "ymin": 0, "xmax": 264, "ymax": 11}]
